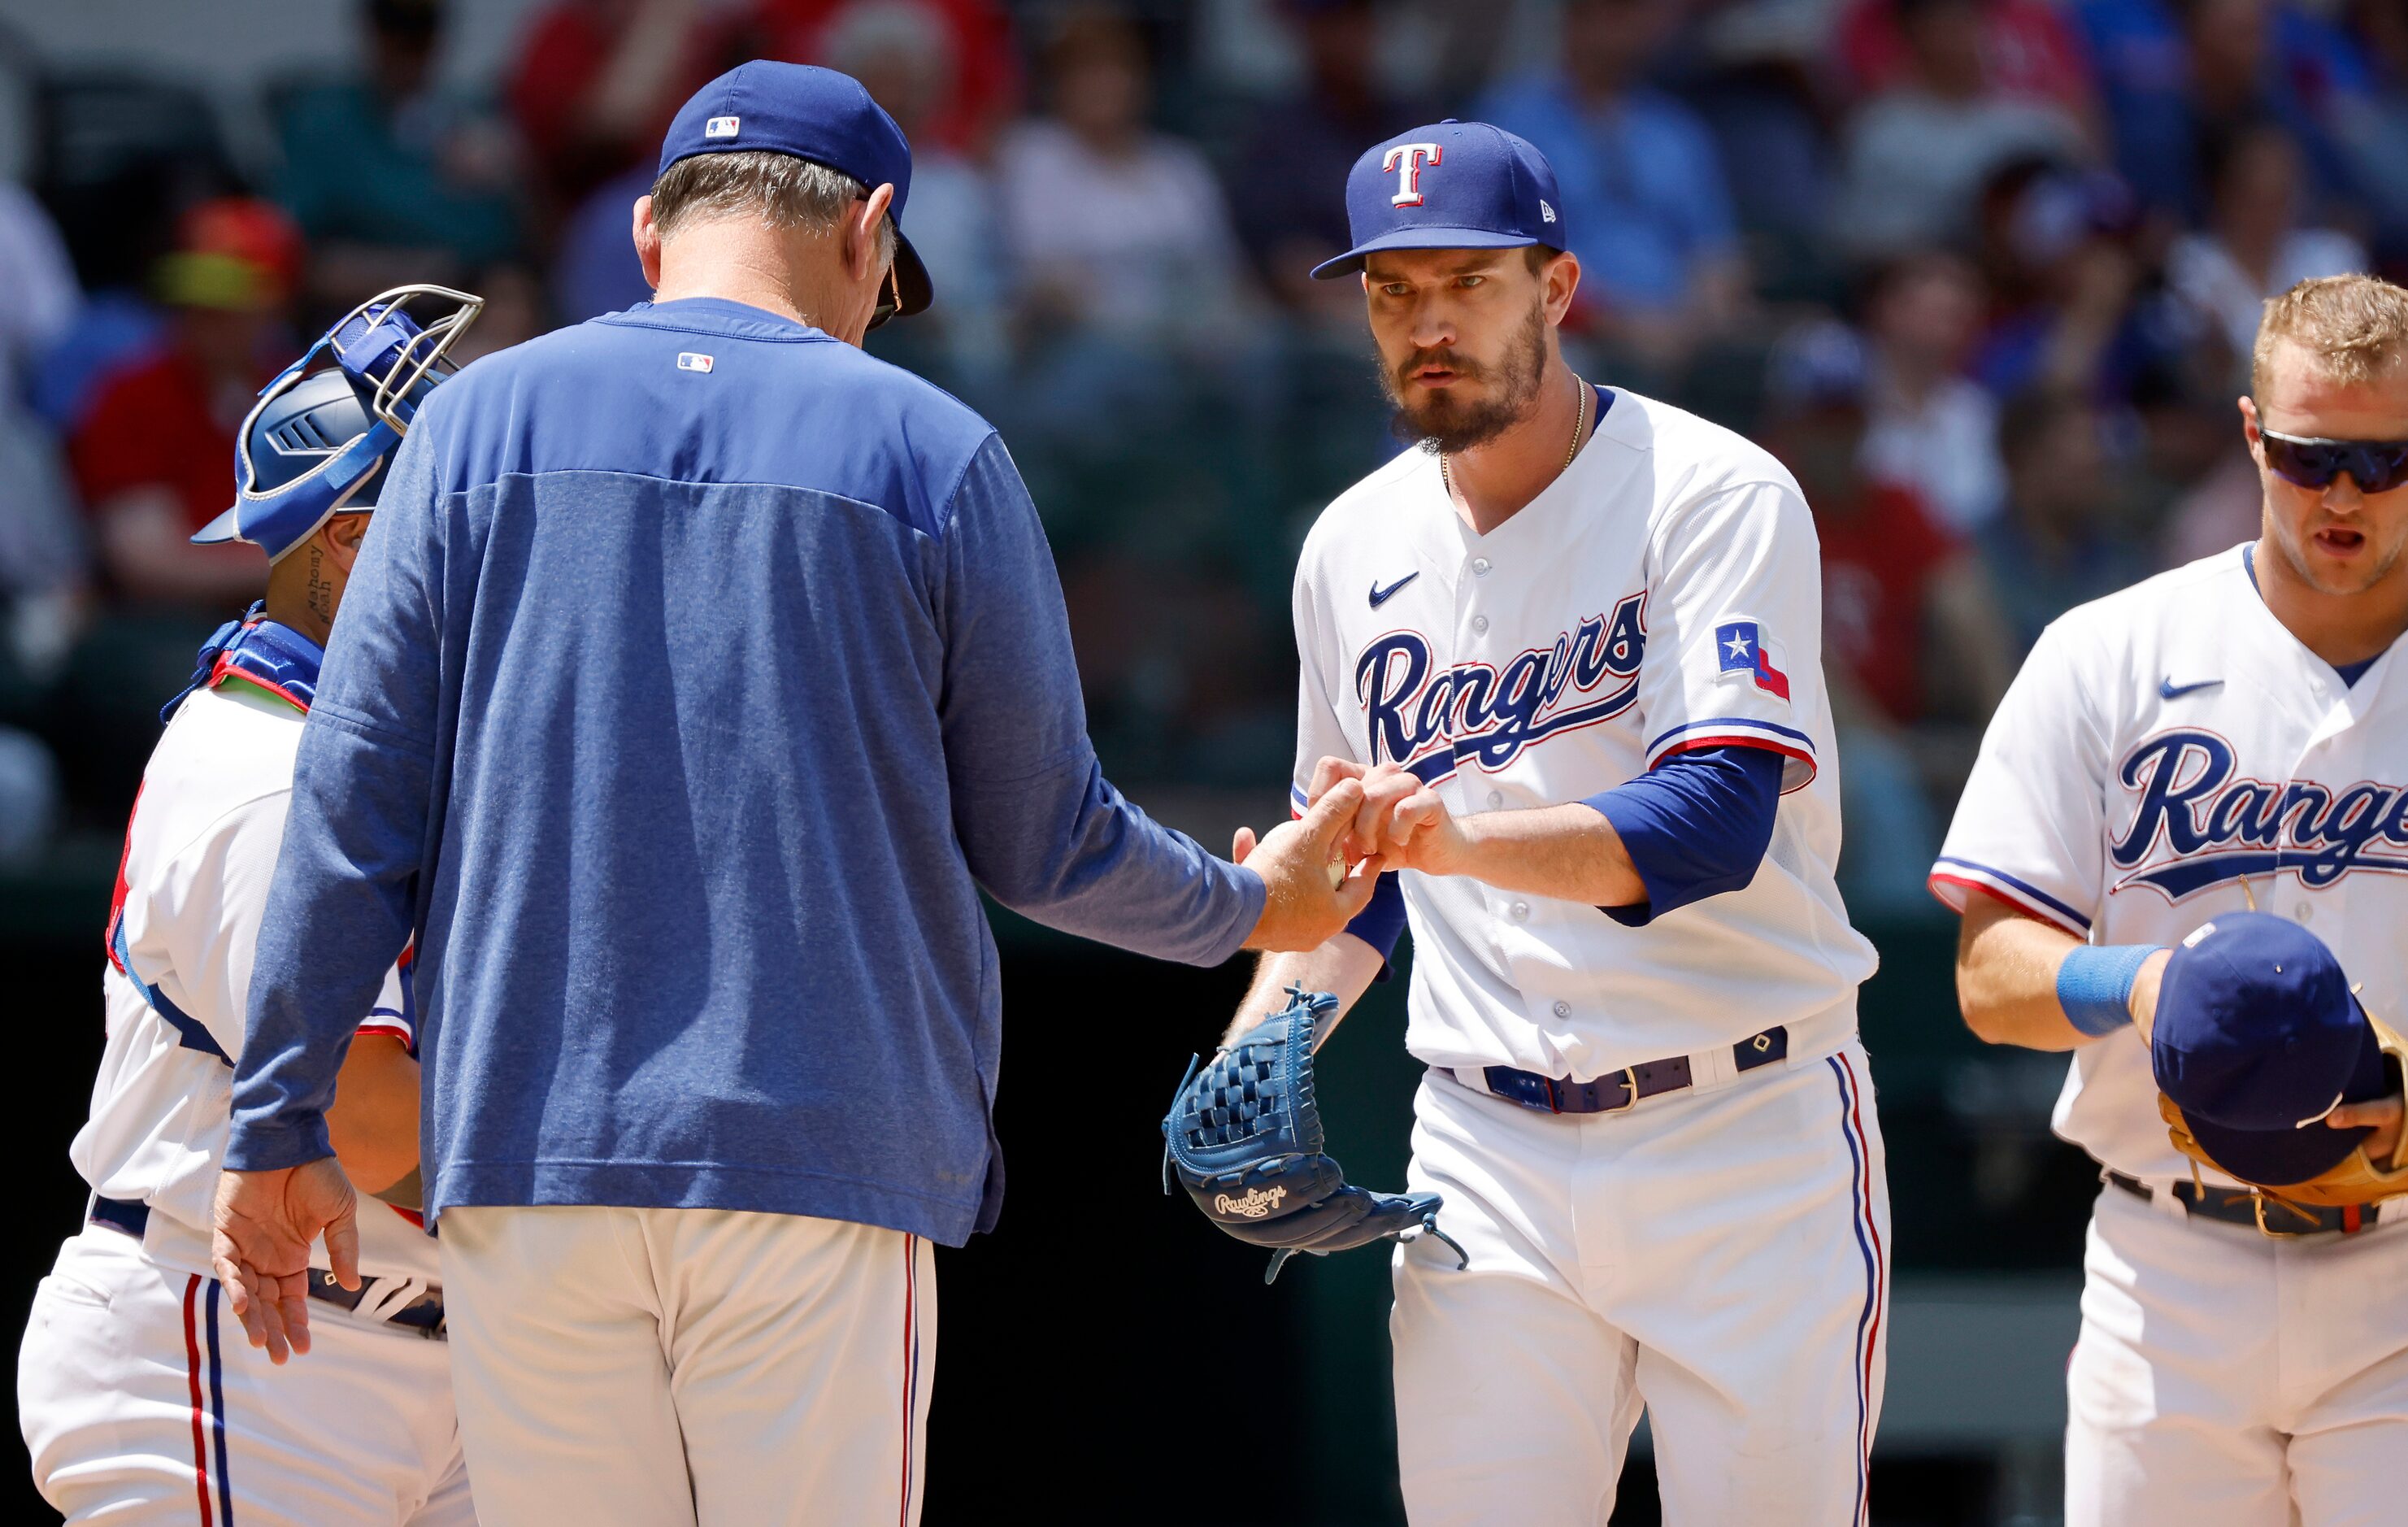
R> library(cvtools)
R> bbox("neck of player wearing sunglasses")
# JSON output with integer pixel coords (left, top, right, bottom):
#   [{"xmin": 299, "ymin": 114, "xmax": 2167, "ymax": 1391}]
[
  {"xmin": 2254, "ymin": 431, "xmax": 2408, "ymax": 672},
  {"xmin": 648, "ymin": 208, "xmax": 897, "ymax": 349}
]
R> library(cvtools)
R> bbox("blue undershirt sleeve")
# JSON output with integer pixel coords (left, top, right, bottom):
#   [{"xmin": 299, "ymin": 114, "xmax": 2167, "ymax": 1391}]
[
  {"xmin": 1583, "ymin": 744, "xmax": 1784, "ymax": 928},
  {"xmin": 1341, "ymin": 869, "xmax": 1407, "ymax": 979}
]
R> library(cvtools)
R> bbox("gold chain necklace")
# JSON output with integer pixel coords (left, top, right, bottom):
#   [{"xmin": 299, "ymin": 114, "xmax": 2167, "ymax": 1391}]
[{"xmin": 1441, "ymin": 374, "xmax": 1588, "ymax": 498}]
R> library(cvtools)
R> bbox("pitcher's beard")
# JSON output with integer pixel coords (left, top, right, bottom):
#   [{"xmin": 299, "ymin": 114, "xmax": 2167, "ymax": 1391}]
[{"xmin": 1384, "ymin": 301, "xmax": 1551, "ymax": 455}]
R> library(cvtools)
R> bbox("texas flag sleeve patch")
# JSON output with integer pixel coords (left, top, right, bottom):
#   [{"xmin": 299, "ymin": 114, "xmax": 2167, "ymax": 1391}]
[{"xmin": 1715, "ymin": 620, "xmax": 1790, "ymax": 701}]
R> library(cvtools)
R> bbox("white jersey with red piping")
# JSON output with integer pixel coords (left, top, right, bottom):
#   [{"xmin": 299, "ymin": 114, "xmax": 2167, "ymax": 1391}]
[{"xmin": 76, "ymin": 673, "xmax": 435, "ymax": 1281}]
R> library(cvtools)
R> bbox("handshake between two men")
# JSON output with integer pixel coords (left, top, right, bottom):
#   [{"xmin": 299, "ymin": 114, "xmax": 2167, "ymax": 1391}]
[
  {"xmin": 1232, "ymin": 759, "xmax": 1467, "ymax": 938},
  {"xmin": 1236, "ymin": 758, "xmax": 1650, "ymax": 955},
  {"xmin": 1165, "ymin": 757, "xmax": 1654, "ymax": 1281}
]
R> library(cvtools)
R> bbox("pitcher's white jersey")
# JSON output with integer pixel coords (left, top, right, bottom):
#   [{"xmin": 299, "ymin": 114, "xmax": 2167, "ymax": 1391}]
[
  {"xmin": 77, "ymin": 677, "xmax": 436, "ymax": 1282},
  {"xmin": 1292, "ymin": 387, "xmax": 1877, "ymax": 1077},
  {"xmin": 1932, "ymin": 543, "xmax": 2408, "ymax": 1182}
]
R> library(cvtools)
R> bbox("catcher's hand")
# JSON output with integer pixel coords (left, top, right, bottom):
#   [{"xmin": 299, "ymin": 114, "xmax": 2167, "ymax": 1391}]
[{"xmin": 1162, "ymin": 985, "xmax": 1467, "ymax": 1283}]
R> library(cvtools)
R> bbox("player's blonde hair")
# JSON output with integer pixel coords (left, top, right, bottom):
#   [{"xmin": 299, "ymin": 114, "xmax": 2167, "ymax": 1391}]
[{"xmin": 2254, "ymin": 274, "xmax": 2408, "ymax": 397}]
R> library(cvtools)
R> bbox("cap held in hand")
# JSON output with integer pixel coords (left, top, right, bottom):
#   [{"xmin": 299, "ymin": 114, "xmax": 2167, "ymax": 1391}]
[{"xmin": 2152, "ymin": 912, "xmax": 2388, "ymax": 1186}]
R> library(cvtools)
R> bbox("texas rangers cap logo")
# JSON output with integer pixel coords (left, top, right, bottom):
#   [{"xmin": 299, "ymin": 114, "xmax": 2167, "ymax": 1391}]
[
  {"xmin": 1383, "ymin": 142, "xmax": 1442, "ymax": 207},
  {"xmin": 1716, "ymin": 620, "xmax": 1790, "ymax": 701}
]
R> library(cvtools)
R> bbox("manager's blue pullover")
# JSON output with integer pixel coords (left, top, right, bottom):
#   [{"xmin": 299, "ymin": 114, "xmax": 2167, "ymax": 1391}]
[{"xmin": 226, "ymin": 298, "xmax": 1265, "ymax": 1244}]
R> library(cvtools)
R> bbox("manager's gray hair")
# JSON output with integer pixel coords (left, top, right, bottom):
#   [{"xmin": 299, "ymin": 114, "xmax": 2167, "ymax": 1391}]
[{"xmin": 649, "ymin": 149, "xmax": 897, "ymax": 266}]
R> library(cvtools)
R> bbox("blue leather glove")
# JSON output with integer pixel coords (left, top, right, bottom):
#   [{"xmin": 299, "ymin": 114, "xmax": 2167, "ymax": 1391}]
[{"xmin": 1163, "ymin": 985, "xmax": 1467, "ymax": 1283}]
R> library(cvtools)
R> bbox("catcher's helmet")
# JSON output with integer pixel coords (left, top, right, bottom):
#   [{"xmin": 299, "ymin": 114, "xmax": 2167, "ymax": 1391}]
[{"xmin": 193, "ymin": 283, "xmax": 483, "ymax": 561}]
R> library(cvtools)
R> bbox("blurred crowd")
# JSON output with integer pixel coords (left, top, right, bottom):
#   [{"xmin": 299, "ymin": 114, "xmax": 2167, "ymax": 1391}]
[{"xmin": 0, "ymin": 0, "xmax": 2397, "ymax": 915}]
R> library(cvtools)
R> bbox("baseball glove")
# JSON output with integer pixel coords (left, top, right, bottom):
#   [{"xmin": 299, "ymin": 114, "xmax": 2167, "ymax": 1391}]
[
  {"xmin": 2161, "ymin": 1006, "xmax": 2408, "ymax": 1210},
  {"xmin": 1163, "ymin": 985, "xmax": 1467, "ymax": 1283}
]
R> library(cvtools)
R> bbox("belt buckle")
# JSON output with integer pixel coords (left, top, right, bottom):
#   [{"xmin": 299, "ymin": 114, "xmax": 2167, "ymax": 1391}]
[
  {"xmin": 2250, "ymin": 1190, "xmax": 2324, "ymax": 1238},
  {"xmin": 1601, "ymin": 1066, "xmax": 1640, "ymax": 1114}
]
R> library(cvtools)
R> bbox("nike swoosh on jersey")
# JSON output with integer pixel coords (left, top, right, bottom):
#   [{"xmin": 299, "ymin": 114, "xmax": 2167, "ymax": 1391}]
[
  {"xmin": 1369, "ymin": 572, "xmax": 1420, "ymax": 608},
  {"xmin": 2158, "ymin": 677, "xmax": 2224, "ymax": 700}
]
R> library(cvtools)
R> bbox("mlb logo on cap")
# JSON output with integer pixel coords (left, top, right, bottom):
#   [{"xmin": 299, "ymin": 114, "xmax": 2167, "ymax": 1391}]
[
  {"xmin": 677, "ymin": 352, "xmax": 714, "ymax": 372},
  {"xmin": 705, "ymin": 115, "xmax": 740, "ymax": 139}
]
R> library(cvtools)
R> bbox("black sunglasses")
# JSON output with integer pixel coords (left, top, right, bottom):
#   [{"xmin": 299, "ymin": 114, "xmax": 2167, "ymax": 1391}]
[
  {"xmin": 2259, "ymin": 423, "xmax": 2408, "ymax": 495},
  {"xmin": 867, "ymin": 260, "xmax": 902, "ymax": 331},
  {"xmin": 859, "ymin": 194, "xmax": 903, "ymax": 331}
]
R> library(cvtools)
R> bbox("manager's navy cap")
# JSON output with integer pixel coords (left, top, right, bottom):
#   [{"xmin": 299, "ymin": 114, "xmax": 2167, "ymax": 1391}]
[
  {"xmin": 1311, "ymin": 120, "xmax": 1567, "ymax": 281},
  {"xmin": 2152, "ymin": 912, "xmax": 2387, "ymax": 1186},
  {"xmin": 659, "ymin": 61, "xmax": 932, "ymax": 321}
]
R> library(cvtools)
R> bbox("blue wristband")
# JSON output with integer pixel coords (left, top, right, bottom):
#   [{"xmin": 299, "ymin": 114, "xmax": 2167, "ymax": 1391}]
[{"xmin": 2057, "ymin": 944, "xmax": 2162, "ymax": 1038}]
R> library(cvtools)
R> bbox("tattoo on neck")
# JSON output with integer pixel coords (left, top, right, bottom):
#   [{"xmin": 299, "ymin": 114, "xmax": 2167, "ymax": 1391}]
[{"xmin": 306, "ymin": 546, "xmax": 334, "ymax": 628}]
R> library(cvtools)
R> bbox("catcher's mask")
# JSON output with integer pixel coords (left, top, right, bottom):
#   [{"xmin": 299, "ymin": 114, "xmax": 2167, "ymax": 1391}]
[
  {"xmin": 193, "ymin": 284, "xmax": 484, "ymax": 563},
  {"xmin": 2152, "ymin": 911, "xmax": 2391, "ymax": 1185}
]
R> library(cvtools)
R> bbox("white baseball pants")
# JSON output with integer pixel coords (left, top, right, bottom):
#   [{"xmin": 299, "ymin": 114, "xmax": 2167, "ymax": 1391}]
[
  {"xmin": 17, "ymin": 1222, "xmax": 472, "ymax": 1525},
  {"xmin": 2067, "ymin": 1178, "xmax": 2408, "ymax": 1526},
  {"xmin": 437, "ymin": 1204, "xmax": 934, "ymax": 1527},
  {"xmin": 1391, "ymin": 1042, "xmax": 1890, "ymax": 1526}
]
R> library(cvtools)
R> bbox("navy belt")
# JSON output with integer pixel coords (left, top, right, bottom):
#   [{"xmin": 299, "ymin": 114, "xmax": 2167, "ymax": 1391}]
[
  {"xmin": 89, "ymin": 1195, "xmax": 445, "ymax": 1336},
  {"xmin": 1465, "ymin": 1026, "xmax": 1789, "ymax": 1115},
  {"xmin": 305, "ymin": 1270, "xmax": 446, "ymax": 1340},
  {"xmin": 2106, "ymin": 1171, "xmax": 2384, "ymax": 1237},
  {"xmin": 89, "ymin": 1195, "xmax": 150, "ymax": 1238}
]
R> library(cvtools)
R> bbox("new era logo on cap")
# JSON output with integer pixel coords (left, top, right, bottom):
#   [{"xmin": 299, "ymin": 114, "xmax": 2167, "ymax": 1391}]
[
  {"xmin": 705, "ymin": 115, "xmax": 740, "ymax": 138},
  {"xmin": 677, "ymin": 352, "xmax": 715, "ymax": 372}
]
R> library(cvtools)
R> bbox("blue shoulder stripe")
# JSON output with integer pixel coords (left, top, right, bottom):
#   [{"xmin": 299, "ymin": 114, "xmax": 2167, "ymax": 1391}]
[{"xmin": 110, "ymin": 918, "xmax": 232, "ymax": 1064}]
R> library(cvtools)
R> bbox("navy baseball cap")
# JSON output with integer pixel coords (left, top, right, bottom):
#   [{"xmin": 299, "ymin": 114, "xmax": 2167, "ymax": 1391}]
[
  {"xmin": 2152, "ymin": 912, "xmax": 2388, "ymax": 1186},
  {"xmin": 1310, "ymin": 120, "xmax": 1568, "ymax": 281},
  {"xmin": 658, "ymin": 61, "xmax": 932, "ymax": 322}
]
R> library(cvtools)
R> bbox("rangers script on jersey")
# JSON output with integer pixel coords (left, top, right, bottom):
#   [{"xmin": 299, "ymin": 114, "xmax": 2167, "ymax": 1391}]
[{"xmin": 1291, "ymin": 386, "xmax": 1878, "ymax": 1077}]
